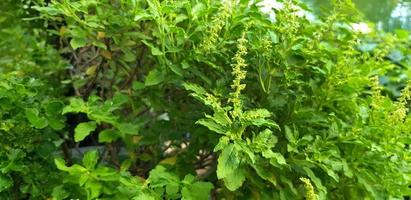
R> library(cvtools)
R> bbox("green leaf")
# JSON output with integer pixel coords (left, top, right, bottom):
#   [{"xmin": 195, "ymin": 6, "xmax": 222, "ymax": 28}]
[
  {"xmin": 270, "ymin": 152, "xmax": 287, "ymax": 165},
  {"xmin": 25, "ymin": 108, "xmax": 48, "ymax": 129},
  {"xmin": 191, "ymin": 3, "xmax": 205, "ymax": 19},
  {"xmin": 116, "ymin": 123, "xmax": 140, "ymax": 135},
  {"xmin": 302, "ymin": 167, "xmax": 327, "ymax": 195},
  {"xmin": 223, "ymin": 168, "xmax": 245, "ymax": 191},
  {"xmin": 78, "ymin": 173, "xmax": 90, "ymax": 186},
  {"xmin": 269, "ymin": 31, "xmax": 279, "ymax": 44},
  {"xmin": 395, "ymin": 29, "xmax": 409, "ymax": 40},
  {"xmin": 253, "ymin": 163, "xmax": 277, "ymax": 186},
  {"xmin": 0, "ymin": 174, "xmax": 12, "ymax": 192},
  {"xmin": 242, "ymin": 109, "xmax": 279, "ymax": 129},
  {"xmin": 142, "ymin": 40, "xmax": 164, "ymax": 56},
  {"xmin": 213, "ymin": 111, "xmax": 232, "ymax": 126},
  {"xmin": 132, "ymin": 81, "xmax": 145, "ymax": 91},
  {"xmin": 196, "ymin": 118, "xmax": 227, "ymax": 135},
  {"xmin": 45, "ymin": 101, "xmax": 64, "ymax": 116},
  {"xmin": 148, "ymin": 165, "xmax": 180, "ymax": 188},
  {"xmin": 52, "ymin": 185, "xmax": 70, "ymax": 200},
  {"xmin": 182, "ymin": 83, "xmax": 206, "ymax": 94},
  {"xmin": 37, "ymin": 141, "xmax": 56, "ymax": 158},
  {"xmin": 83, "ymin": 150, "xmax": 99, "ymax": 169},
  {"xmin": 284, "ymin": 125, "xmax": 297, "ymax": 143},
  {"xmin": 254, "ymin": 129, "xmax": 277, "ymax": 149},
  {"xmin": 74, "ymin": 121, "xmax": 97, "ymax": 142},
  {"xmin": 47, "ymin": 118, "xmax": 65, "ymax": 130},
  {"xmin": 70, "ymin": 37, "xmax": 87, "ymax": 50},
  {"xmin": 85, "ymin": 180, "xmax": 102, "ymax": 199},
  {"xmin": 54, "ymin": 158, "xmax": 70, "ymax": 171},
  {"xmin": 99, "ymin": 129, "xmax": 121, "ymax": 143},
  {"xmin": 169, "ymin": 63, "xmax": 183, "ymax": 76},
  {"xmin": 133, "ymin": 193, "xmax": 156, "ymax": 200},
  {"xmin": 181, "ymin": 180, "xmax": 213, "ymax": 200},
  {"xmin": 217, "ymin": 144, "xmax": 240, "ymax": 179},
  {"xmin": 112, "ymin": 92, "xmax": 129, "ymax": 107},
  {"xmin": 134, "ymin": 13, "xmax": 153, "ymax": 21},
  {"xmin": 145, "ymin": 69, "xmax": 165, "ymax": 86},
  {"xmin": 89, "ymin": 109, "xmax": 118, "ymax": 124},
  {"xmin": 62, "ymin": 98, "xmax": 87, "ymax": 114}
]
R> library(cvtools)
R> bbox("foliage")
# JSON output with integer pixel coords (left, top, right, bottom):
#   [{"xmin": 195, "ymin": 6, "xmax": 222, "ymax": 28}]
[{"xmin": 1, "ymin": 0, "xmax": 411, "ymax": 199}]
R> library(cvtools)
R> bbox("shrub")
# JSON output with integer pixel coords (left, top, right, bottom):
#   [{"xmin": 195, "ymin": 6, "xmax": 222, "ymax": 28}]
[{"xmin": 1, "ymin": 0, "xmax": 411, "ymax": 199}]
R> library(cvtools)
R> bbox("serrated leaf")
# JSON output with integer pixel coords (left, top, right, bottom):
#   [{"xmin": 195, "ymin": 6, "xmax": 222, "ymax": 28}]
[
  {"xmin": 182, "ymin": 83, "xmax": 207, "ymax": 95},
  {"xmin": 223, "ymin": 168, "xmax": 245, "ymax": 191},
  {"xmin": 74, "ymin": 121, "xmax": 97, "ymax": 142},
  {"xmin": 213, "ymin": 111, "xmax": 232, "ymax": 126},
  {"xmin": 254, "ymin": 129, "xmax": 277, "ymax": 149},
  {"xmin": 253, "ymin": 164, "xmax": 277, "ymax": 185},
  {"xmin": 217, "ymin": 144, "xmax": 239, "ymax": 179}
]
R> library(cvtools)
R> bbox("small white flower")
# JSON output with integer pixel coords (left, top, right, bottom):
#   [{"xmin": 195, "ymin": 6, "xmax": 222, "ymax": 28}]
[
  {"xmin": 257, "ymin": 0, "xmax": 284, "ymax": 13},
  {"xmin": 351, "ymin": 22, "xmax": 372, "ymax": 34},
  {"xmin": 256, "ymin": 0, "xmax": 315, "ymax": 22},
  {"xmin": 256, "ymin": 0, "xmax": 284, "ymax": 22}
]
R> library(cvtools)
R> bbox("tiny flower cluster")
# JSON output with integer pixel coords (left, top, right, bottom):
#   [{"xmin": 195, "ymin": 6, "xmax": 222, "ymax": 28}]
[
  {"xmin": 370, "ymin": 76, "xmax": 384, "ymax": 110},
  {"xmin": 390, "ymin": 82, "xmax": 411, "ymax": 124},
  {"xmin": 229, "ymin": 31, "xmax": 248, "ymax": 118},
  {"xmin": 300, "ymin": 177, "xmax": 319, "ymax": 200},
  {"xmin": 201, "ymin": 2, "xmax": 231, "ymax": 53}
]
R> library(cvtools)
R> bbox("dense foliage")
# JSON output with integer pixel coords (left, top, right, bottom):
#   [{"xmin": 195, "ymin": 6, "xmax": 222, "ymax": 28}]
[{"xmin": 1, "ymin": 0, "xmax": 411, "ymax": 199}]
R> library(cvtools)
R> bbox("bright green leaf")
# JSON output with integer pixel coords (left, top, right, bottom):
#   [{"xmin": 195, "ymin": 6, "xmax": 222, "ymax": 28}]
[{"xmin": 74, "ymin": 121, "xmax": 97, "ymax": 142}]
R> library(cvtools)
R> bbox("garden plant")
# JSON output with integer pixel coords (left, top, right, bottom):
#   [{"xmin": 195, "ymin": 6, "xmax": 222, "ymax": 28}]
[{"xmin": 1, "ymin": 0, "xmax": 411, "ymax": 199}]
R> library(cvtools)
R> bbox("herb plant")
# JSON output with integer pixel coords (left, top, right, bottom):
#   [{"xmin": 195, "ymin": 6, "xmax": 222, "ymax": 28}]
[{"xmin": 1, "ymin": 0, "xmax": 411, "ymax": 199}]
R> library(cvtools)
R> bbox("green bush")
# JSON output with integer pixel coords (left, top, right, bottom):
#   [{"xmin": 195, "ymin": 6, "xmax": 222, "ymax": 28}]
[{"xmin": 1, "ymin": 0, "xmax": 411, "ymax": 199}]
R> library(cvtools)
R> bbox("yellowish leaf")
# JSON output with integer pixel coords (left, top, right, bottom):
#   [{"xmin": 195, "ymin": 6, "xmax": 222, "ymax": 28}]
[
  {"xmin": 100, "ymin": 50, "xmax": 112, "ymax": 59},
  {"xmin": 97, "ymin": 31, "xmax": 106, "ymax": 39},
  {"xmin": 85, "ymin": 65, "xmax": 98, "ymax": 75},
  {"xmin": 59, "ymin": 26, "xmax": 67, "ymax": 36},
  {"xmin": 160, "ymin": 156, "xmax": 177, "ymax": 165}
]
